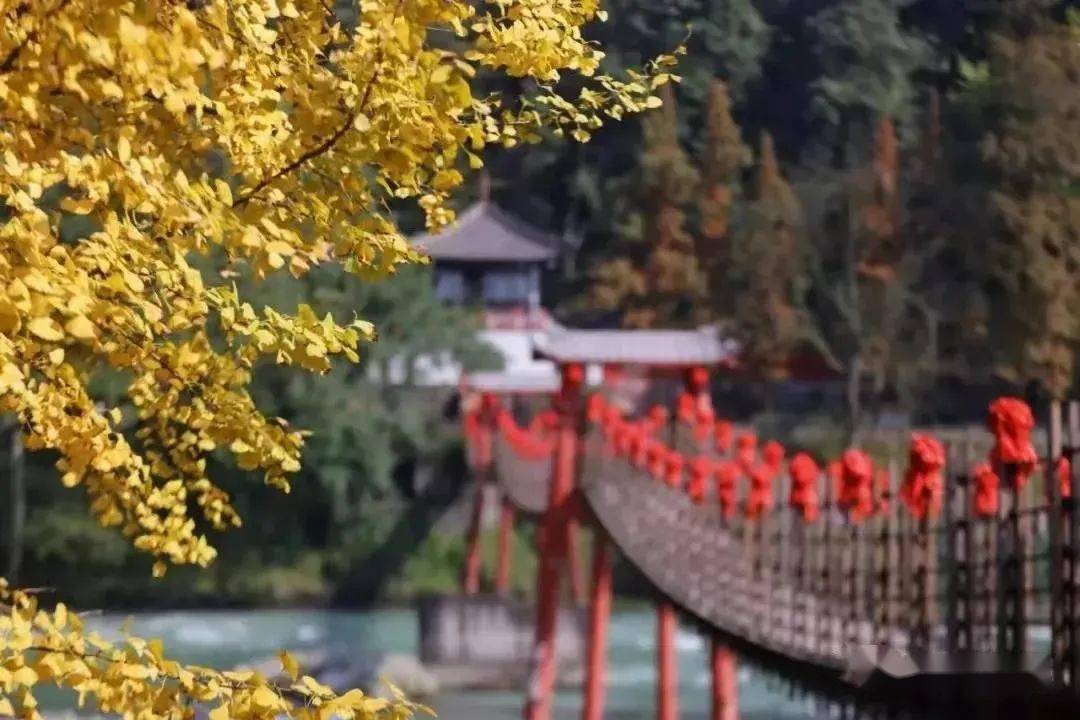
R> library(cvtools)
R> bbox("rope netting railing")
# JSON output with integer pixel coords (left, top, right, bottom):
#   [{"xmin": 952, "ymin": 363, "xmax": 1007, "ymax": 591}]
[
  {"xmin": 583, "ymin": 395, "xmax": 1080, "ymax": 686},
  {"xmin": 493, "ymin": 389, "xmax": 1080, "ymax": 688}
]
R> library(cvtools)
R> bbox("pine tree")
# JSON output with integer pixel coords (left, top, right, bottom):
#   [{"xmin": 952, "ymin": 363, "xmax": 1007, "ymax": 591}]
[
  {"xmin": 592, "ymin": 84, "xmax": 706, "ymax": 328},
  {"xmin": 731, "ymin": 132, "xmax": 804, "ymax": 379},
  {"xmin": 699, "ymin": 79, "xmax": 752, "ymax": 260},
  {"xmin": 984, "ymin": 8, "xmax": 1080, "ymax": 399}
]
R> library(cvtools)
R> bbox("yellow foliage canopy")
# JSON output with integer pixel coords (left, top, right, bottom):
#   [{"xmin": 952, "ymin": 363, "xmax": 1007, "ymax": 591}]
[
  {"xmin": 0, "ymin": 582, "xmax": 427, "ymax": 720},
  {"xmin": 0, "ymin": 0, "xmax": 677, "ymax": 572}
]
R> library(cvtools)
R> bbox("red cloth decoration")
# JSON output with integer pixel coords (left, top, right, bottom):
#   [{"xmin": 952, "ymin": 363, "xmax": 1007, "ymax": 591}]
[
  {"xmin": 736, "ymin": 432, "xmax": 757, "ymax": 472},
  {"xmin": 714, "ymin": 420, "xmax": 733, "ymax": 454},
  {"xmin": 664, "ymin": 451, "xmax": 685, "ymax": 489},
  {"xmin": 676, "ymin": 392, "xmax": 696, "ymax": 424},
  {"xmin": 1057, "ymin": 456, "xmax": 1072, "ymax": 500},
  {"xmin": 561, "ymin": 362, "xmax": 585, "ymax": 388},
  {"xmin": 788, "ymin": 452, "xmax": 820, "ymax": 522},
  {"xmin": 631, "ymin": 426, "xmax": 650, "ymax": 468},
  {"xmin": 972, "ymin": 462, "xmax": 1000, "ymax": 517},
  {"xmin": 987, "ymin": 397, "xmax": 1038, "ymax": 489},
  {"xmin": 527, "ymin": 409, "xmax": 558, "ymax": 436},
  {"xmin": 647, "ymin": 440, "xmax": 667, "ymax": 480},
  {"xmin": 745, "ymin": 463, "xmax": 774, "ymax": 520},
  {"xmin": 838, "ymin": 449, "xmax": 875, "ymax": 522},
  {"xmin": 714, "ymin": 462, "xmax": 739, "ymax": 519},
  {"xmin": 901, "ymin": 433, "xmax": 945, "ymax": 519},
  {"xmin": 586, "ymin": 394, "xmax": 606, "ymax": 424},
  {"xmin": 686, "ymin": 365, "xmax": 710, "ymax": 393},
  {"xmin": 646, "ymin": 405, "xmax": 669, "ymax": 434},
  {"xmin": 688, "ymin": 456, "xmax": 712, "ymax": 505},
  {"xmin": 762, "ymin": 440, "xmax": 785, "ymax": 476},
  {"xmin": 497, "ymin": 410, "xmax": 554, "ymax": 460},
  {"xmin": 692, "ymin": 405, "xmax": 715, "ymax": 445}
]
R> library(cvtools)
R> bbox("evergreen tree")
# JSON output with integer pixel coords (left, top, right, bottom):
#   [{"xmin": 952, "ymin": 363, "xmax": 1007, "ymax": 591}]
[
  {"xmin": 592, "ymin": 84, "xmax": 706, "ymax": 328},
  {"xmin": 810, "ymin": 0, "xmax": 936, "ymax": 146},
  {"xmin": 699, "ymin": 79, "xmax": 753, "ymax": 269},
  {"xmin": 731, "ymin": 132, "xmax": 804, "ymax": 379},
  {"xmin": 984, "ymin": 7, "xmax": 1080, "ymax": 399}
]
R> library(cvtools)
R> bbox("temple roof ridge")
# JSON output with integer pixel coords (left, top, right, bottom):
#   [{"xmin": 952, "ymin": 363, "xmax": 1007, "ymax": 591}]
[{"xmin": 411, "ymin": 200, "xmax": 559, "ymax": 263}]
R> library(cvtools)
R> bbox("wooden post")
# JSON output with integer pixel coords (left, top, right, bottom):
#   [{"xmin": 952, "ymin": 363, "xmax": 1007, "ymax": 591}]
[
  {"xmin": 947, "ymin": 449, "xmax": 974, "ymax": 652},
  {"xmin": 1049, "ymin": 400, "xmax": 1065, "ymax": 682},
  {"xmin": 495, "ymin": 496, "xmax": 515, "ymax": 596},
  {"xmin": 820, "ymin": 471, "xmax": 835, "ymax": 656},
  {"xmin": 912, "ymin": 512, "xmax": 936, "ymax": 649},
  {"xmin": 657, "ymin": 600, "xmax": 679, "ymax": 720},
  {"xmin": 582, "ymin": 534, "xmax": 613, "ymax": 720},
  {"xmin": 997, "ymin": 463, "xmax": 1026, "ymax": 656},
  {"xmin": 710, "ymin": 639, "xmax": 738, "ymax": 720},
  {"xmin": 1067, "ymin": 401, "xmax": 1080, "ymax": 693},
  {"xmin": 525, "ymin": 366, "xmax": 582, "ymax": 720}
]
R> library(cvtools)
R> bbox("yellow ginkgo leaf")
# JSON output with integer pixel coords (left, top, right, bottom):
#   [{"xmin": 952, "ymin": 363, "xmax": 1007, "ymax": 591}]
[{"xmin": 27, "ymin": 317, "xmax": 63, "ymax": 341}]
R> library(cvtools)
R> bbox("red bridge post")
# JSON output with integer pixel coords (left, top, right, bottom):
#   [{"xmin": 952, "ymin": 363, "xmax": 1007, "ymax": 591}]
[
  {"xmin": 657, "ymin": 600, "xmax": 679, "ymax": 720},
  {"xmin": 710, "ymin": 640, "xmax": 738, "ymax": 720},
  {"xmin": 568, "ymin": 510, "xmax": 586, "ymax": 606},
  {"xmin": 525, "ymin": 363, "xmax": 584, "ymax": 720},
  {"xmin": 582, "ymin": 532, "xmax": 613, "ymax": 720},
  {"xmin": 463, "ymin": 392, "xmax": 495, "ymax": 595}
]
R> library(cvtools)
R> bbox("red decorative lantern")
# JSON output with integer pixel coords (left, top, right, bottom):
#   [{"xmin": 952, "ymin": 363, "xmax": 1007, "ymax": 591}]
[
  {"xmin": 788, "ymin": 452, "xmax": 820, "ymax": 522},
  {"xmin": 676, "ymin": 392, "xmax": 696, "ymax": 424},
  {"xmin": 692, "ymin": 405, "xmax": 715, "ymax": 445},
  {"xmin": 688, "ymin": 456, "xmax": 712, "ymax": 505},
  {"xmin": 838, "ymin": 449, "xmax": 875, "ymax": 522},
  {"xmin": 561, "ymin": 362, "xmax": 585, "ymax": 389},
  {"xmin": 714, "ymin": 462, "xmax": 740, "ymax": 519},
  {"xmin": 647, "ymin": 440, "xmax": 667, "ymax": 480},
  {"xmin": 735, "ymin": 431, "xmax": 757, "ymax": 472},
  {"xmin": 686, "ymin": 365, "xmax": 710, "ymax": 394},
  {"xmin": 664, "ymin": 451, "xmax": 685, "ymax": 489},
  {"xmin": 987, "ymin": 397, "xmax": 1038, "ymax": 489},
  {"xmin": 714, "ymin": 420, "xmax": 733, "ymax": 454},
  {"xmin": 646, "ymin": 405, "xmax": 669, "ymax": 434},
  {"xmin": 586, "ymin": 394, "xmax": 606, "ymax": 424},
  {"xmin": 762, "ymin": 440, "xmax": 785, "ymax": 477},
  {"xmin": 745, "ymin": 464, "xmax": 774, "ymax": 520},
  {"xmin": 972, "ymin": 462, "xmax": 1000, "ymax": 517},
  {"xmin": 900, "ymin": 433, "xmax": 945, "ymax": 519}
]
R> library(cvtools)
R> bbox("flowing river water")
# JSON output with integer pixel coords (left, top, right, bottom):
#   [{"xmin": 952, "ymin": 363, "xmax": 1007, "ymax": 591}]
[{"xmin": 50, "ymin": 608, "xmax": 819, "ymax": 720}]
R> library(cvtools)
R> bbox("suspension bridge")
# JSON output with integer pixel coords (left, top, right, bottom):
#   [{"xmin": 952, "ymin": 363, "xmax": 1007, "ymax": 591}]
[{"xmin": 456, "ymin": 329, "xmax": 1080, "ymax": 720}]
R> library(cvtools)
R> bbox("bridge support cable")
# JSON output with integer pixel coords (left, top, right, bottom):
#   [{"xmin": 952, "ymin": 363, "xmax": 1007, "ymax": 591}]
[{"xmin": 582, "ymin": 533, "xmax": 613, "ymax": 720}]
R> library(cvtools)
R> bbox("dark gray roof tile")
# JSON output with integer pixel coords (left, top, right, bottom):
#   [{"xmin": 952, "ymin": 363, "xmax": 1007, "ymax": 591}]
[{"xmin": 411, "ymin": 202, "xmax": 559, "ymax": 263}]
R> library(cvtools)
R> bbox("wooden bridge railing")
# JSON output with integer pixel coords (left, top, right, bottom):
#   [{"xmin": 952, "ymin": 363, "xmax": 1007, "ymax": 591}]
[{"xmin": 486, "ymin": 393, "xmax": 1080, "ymax": 700}]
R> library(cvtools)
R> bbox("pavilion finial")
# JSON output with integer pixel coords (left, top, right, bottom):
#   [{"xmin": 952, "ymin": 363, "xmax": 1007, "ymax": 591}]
[{"xmin": 479, "ymin": 171, "xmax": 492, "ymax": 203}]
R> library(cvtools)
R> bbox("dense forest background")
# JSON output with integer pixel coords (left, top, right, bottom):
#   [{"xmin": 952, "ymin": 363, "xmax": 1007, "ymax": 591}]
[{"xmin": 2, "ymin": 0, "xmax": 1077, "ymax": 607}]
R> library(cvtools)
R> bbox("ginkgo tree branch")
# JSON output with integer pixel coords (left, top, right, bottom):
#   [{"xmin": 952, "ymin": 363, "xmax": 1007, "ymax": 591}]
[{"xmin": 234, "ymin": 0, "xmax": 407, "ymax": 208}]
